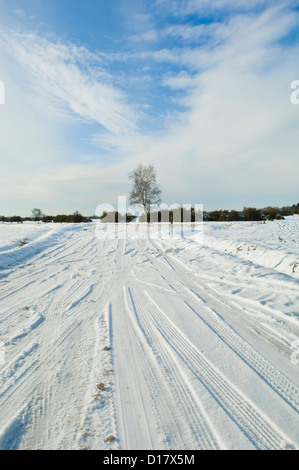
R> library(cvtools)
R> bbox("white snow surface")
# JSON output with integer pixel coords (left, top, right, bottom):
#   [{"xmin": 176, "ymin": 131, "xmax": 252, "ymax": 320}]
[{"xmin": 0, "ymin": 218, "xmax": 298, "ymax": 450}]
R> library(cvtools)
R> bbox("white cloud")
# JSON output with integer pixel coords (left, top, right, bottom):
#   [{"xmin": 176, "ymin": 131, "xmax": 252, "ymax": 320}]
[
  {"xmin": 164, "ymin": 22, "xmax": 224, "ymax": 43},
  {"xmin": 163, "ymin": 71, "xmax": 197, "ymax": 90},
  {"xmin": 1, "ymin": 30, "xmax": 138, "ymax": 136},
  {"xmin": 7, "ymin": 162, "xmax": 135, "ymax": 216},
  {"xmin": 155, "ymin": 0, "xmax": 282, "ymax": 16},
  {"xmin": 97, "ymin": 4, "xmax": 299, "ymax": 209},
  {"xmin": 1, "ymin": 2, "xmax": 299, "ymax": 215},
  {"xmin": 13, "ymin": 9, "xmax": 26, "ymax": 17}
]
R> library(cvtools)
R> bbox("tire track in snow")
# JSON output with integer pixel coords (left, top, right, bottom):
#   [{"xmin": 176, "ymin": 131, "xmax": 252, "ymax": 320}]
[
  {"xmin": 126, "ymin": 286, "xmax": 222, "ymax": 450},
  {"xmin": 179, "ymin": 285, "xmax": 299, "ymax": 413},
  {"xmin": 148, "ymin": 240, "xmax": 299, "ymax": 412},
  {"xmin": 110, "ymin": 293, "xmax": 155, "ymax": 450},
  {"xmin": 0, "ymin": 227, "xmax": 105, "ymax": 449},
  {"xmin": 22, "ymin": 260, "xmax": 102, "ymax": 449},
  {"xmin": 137, "ymin": 289, "xmax": 296, "ymax": 450}
]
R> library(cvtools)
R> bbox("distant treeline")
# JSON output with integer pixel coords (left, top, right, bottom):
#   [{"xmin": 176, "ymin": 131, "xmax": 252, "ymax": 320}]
[
  {"xmin": 99, "ymin": 203, "xmax": 299, "ymax": 223},
  {"xmin": 1, "ymin": 203, "xmax": 298, "ymax": 224},
  {"xmin": 0, "ymin": 211, "xmax": 92, "ymax": 224},
  {"xmin": 205, "ymin": 203, "xmax": 299, "ymax": 222}
]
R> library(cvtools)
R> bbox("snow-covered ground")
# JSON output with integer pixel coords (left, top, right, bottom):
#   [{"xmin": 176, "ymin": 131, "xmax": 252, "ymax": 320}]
[{"xmin": 0, "ymin": 217, "xmax": 298, "ymax": 450}]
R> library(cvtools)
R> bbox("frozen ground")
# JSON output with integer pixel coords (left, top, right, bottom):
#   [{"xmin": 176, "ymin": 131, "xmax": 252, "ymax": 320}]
[{"xmin": 0, "ymin": 217, "xmax": 298, "ymax": 450}]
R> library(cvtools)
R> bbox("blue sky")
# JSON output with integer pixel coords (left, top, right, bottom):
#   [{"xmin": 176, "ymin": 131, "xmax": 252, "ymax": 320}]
[{"xmin": 0, "ymin": 0, "xmax": 299, "ymax": 216}]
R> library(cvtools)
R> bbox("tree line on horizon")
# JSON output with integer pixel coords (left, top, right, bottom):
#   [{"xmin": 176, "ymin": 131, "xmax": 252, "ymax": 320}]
[
  {"xmin": 1, "ymin": 164, "xmax": 298, "ymax": 224},
  {"xmin": 204, "ymin": 204, "xmax": 299, "ymax": 222},
  {"xmin": 0, "ymin": 210, "xmax": 92, "ymax": 224},
  {"xmin": 1, "ymin": 203, "xmax": 298, "ymax": 224},
  {"xmin": 99, "ymin": 203, "xmax": 299, "ymax": 223}
]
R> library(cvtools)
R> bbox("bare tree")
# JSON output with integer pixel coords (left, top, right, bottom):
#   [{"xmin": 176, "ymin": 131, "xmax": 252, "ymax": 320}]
[
  {"xmin": 129, "ymin": 163, "xmax": 161, "ymax": 213},
  {"xmin": 32, "ymin": 208, "xmax": 43, "ymax": 221}
]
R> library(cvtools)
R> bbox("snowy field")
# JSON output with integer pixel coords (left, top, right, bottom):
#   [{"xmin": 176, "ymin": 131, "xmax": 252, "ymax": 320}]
[{"xmin": 0, "ymin": 217, "xmax": 298, "ymax": 450}]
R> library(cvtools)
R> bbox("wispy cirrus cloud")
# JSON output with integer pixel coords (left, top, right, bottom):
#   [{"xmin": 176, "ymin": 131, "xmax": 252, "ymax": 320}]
[
  {"xmin": 0, "ymin": 0, "xmax": 299, "ymax": 216},
  {"xmin": 94, "ymin": 3, "xmax": 299, "ymax": 209},
  {"xmin": 0, "ymin": 30, "xmax": 139, "ymax": 136},
  {"xmin": 155, "ymin": 0, "xmax": 284, "ymax": 16},
  {"xmin": 163, "ymin": 22, "xmax": 224, "ymax": 44}
]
